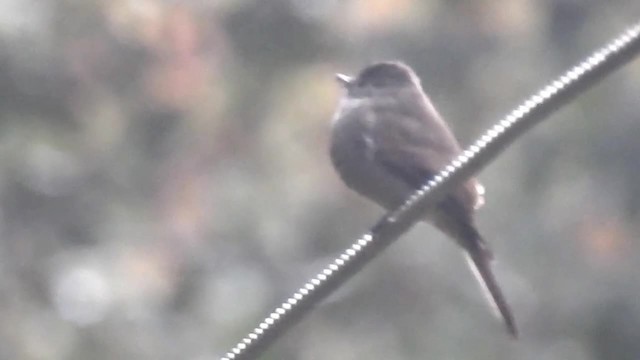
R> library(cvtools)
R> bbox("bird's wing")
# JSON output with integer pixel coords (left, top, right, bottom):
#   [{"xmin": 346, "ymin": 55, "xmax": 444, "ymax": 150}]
[
  {"xmin": 368, "ymin": 103, "xmax": 483, "ymax": 216},
  {"xmin": 369, "ymin": 104, "xmax": 519, "ymax": 335}
]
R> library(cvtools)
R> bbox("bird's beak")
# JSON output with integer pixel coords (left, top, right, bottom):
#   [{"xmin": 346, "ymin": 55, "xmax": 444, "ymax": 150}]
[{"xmin": 335, "ymin": 73, "xmax": 353, "ymax": 87}]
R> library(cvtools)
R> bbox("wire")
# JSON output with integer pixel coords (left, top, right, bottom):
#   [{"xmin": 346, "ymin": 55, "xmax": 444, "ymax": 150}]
[{"xmin": 220, "ymin": 21, "xmax": 640, "ymax": 360}]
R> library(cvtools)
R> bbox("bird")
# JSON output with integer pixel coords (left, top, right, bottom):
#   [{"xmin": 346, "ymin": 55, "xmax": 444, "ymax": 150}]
[{"xmin": 329, "ymin": 61, "xmax": 517, "ymax": 337}]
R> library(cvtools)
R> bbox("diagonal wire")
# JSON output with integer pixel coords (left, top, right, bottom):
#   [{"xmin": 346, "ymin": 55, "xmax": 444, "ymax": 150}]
[{"xmin": 221, "ymin": 21, "xmax": 640, "ymax": 360}]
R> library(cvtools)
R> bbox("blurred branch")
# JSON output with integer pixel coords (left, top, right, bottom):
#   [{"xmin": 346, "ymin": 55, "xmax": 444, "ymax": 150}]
[{"xmin": 221, "ymin": 21, "xmax": 640, "ymax": 360}]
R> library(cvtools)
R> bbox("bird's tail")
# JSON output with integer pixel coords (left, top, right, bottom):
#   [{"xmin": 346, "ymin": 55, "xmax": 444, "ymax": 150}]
[
  {"xmin": 463, "ymin": 234, "xmax": 518, "ymax": 338},
  {"xmin": 432, "ymin": 202, "xmax": 517, "ymax": 337}
]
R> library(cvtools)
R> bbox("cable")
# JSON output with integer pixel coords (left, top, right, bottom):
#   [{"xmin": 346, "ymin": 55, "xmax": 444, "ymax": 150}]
[{"xmin": 221, "ymin": 21, "xmax": 640, "ymax": 360}]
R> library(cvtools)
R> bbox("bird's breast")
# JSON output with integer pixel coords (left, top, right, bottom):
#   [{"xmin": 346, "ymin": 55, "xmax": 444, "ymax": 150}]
[{"xmin": 330, "ymin": 101, "xmax": 413, "ymax": 209}]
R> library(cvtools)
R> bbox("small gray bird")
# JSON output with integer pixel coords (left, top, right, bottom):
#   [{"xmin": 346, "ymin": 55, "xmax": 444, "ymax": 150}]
[{"xmin": 330, "ymin": 61, "xmax": 517, "ymax": 337}]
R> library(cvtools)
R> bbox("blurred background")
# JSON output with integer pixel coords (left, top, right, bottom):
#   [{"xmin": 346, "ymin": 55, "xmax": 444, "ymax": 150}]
[{"xmin": 0, "ymin": 0, "xmax": 639, "ymax": 359}]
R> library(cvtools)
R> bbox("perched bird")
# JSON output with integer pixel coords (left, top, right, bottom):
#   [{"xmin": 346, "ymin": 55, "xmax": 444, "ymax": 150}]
[{"xmin": 330, "ymin": 61, "xmax": 517, "ymax": 337}]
